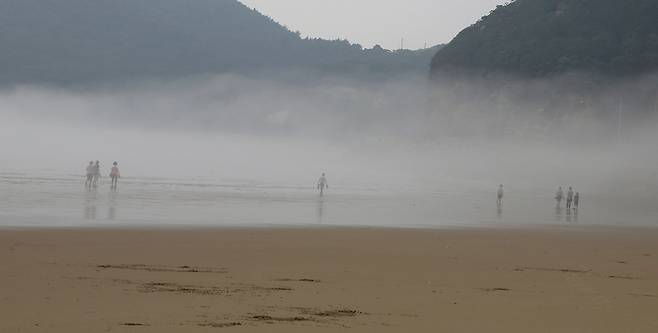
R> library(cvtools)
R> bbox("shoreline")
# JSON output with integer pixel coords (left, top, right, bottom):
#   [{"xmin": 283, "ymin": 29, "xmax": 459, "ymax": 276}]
[{"xmin": 2, "ymin": 221, "xmax": 658, "ymax": 232}]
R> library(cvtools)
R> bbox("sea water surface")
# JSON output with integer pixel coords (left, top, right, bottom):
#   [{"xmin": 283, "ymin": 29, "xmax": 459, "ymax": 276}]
[{"xmin": 1, "ymin": 171, "xmax": 657, "ymax": 228}]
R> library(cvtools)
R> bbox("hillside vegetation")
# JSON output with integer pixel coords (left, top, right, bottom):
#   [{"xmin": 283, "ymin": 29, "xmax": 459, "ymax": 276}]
[{"xmin": 431, "ymin": 0, "xmax": 658, "ymax": 78}]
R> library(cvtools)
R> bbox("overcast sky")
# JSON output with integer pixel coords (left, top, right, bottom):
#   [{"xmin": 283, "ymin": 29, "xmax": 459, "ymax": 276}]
[{"xmin": 240, "ymin": 0, "xmax": 507, "ymax": 50}]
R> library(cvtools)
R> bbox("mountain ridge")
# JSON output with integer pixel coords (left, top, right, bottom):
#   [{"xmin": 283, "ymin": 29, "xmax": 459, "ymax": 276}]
[{"xmin": 0, "ymin": 0, "xmax": 438, "ymax": 86}]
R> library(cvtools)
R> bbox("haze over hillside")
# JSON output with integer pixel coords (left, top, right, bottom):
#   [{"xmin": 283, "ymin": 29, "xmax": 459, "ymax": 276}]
[
  {"xmin": 428, "ymin": 0, "xmax": 658, "ymax": 123},
  {"xmin": 0, "ymin": 0, "xmax": 438, "ymax": 86},
  {"xmin": 431, "ymin": 0, "xmax": 658, "ymax": 78}
]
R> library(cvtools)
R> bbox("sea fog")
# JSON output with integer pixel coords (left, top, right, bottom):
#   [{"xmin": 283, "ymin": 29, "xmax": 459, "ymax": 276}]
[{"xmin": 1, "ymin": 73, "xmax": 657, "ymax": 228}]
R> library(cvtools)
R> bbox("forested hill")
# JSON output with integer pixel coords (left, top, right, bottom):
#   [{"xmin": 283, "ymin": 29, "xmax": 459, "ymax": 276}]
[
  {"xmin": 0, "ymin": 0, "xmax": 438, "ymax": 86},
  {"xmin": 431, "ymin": 0, "xmax": 658, "ymax": 78}
]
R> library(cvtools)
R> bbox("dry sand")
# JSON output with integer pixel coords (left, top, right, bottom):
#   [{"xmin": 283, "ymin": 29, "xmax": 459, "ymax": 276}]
[{"xmin": 1, "ymin": 226, "xmax": 657, "ymax": 332}]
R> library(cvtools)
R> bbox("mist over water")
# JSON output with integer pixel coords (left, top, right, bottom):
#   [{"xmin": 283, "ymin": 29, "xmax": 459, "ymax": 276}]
[{"xmin": 1, "ymin": 72, "xmax": 658, "ymax": 228}]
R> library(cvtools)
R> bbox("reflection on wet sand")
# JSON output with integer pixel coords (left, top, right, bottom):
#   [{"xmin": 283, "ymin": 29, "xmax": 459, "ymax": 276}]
[
  {"xmin": 108, "ymin": 191, "xmax": 118, "ymax": 220},
  {"xmin": 83, "ymin": 187, "xmax": 120, "ymax": 221},
  {"xmin": 2, "ymin": 173, "xmax": 656, "ymax": 228},
  {"xmin": 84, "ymin": 189, "xmax": 97, "ymax": 220},
  {"xmin": 316, "ymin": 197, "xmax": 325, "ymax": 223},
  {"xmin": 555, "ymin": 205, "xmax": 562, "ymax": 222}
]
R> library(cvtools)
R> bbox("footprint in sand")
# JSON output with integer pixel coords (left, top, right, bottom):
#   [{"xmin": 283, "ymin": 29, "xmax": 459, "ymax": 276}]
[
  {"xmin": 97, "ymin": 264, "xmax": 227, "ymax": 274},
  {"xmin": 198, "ymin": 322, "xmax": 242, "ymax": 328}
]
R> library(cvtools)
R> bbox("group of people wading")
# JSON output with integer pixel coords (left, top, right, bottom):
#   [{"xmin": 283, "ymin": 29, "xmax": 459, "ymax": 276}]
[
  {"xmin": 555, "ymin": 186, "xmax": 580, "ymax": 210},
  {"xmin": 496, "ymin": 184, "xmax": 580, "ymax": 210},
  {"xmin": 85, "ymin": 161, "xmax": 121, "ymax": 190},
  {"xmin": 84, "ymin": 162, "xmax": 325, "ymax": 195},
  {"xmin": 83, "ymin": 164, "xmax": 583, "ymax": 210}
]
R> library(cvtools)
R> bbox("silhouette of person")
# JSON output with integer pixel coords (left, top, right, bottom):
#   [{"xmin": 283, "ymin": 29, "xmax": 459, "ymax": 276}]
[
  {"xmin": 85, "ymin": 161, "xmax": 95, "ymax": 188},
  {"xmin": 92, "ymin": 160, "xmax": 101, "ymax": 187},
  {"xmin": 574, "ymin": 192, "xmax": 580, "ymax": 210},
  {"xmin": 566, "ymin": 187, "xmax": 574, "ymax": 209},
  {"xmin": 555, "ymin": 186, "xmax": 564, "ymax": 207},
  {"xmin": 497, "ymin": 184, "xmax": 504, "ymax": 205},
  {"xmin": 317, "ymin": 173, "xmax": 328, "ymax": 196},
  {"xmin": 110, "ymin": 161, "xmax": 120, "ymax": 190}
]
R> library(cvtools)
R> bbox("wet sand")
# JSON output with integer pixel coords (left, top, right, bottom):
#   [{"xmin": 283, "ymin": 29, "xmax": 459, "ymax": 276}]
[{"xmin": 1, "ymin": 227, "xmax": 658, "ymax": 332}]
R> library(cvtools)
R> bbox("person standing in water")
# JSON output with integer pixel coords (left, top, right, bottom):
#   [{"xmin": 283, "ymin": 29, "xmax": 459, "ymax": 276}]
[
  {"xmin": 317, "ymin": 173, "xmax": 328, "ymax": 196},
  {"xmin": 566, "ymin": 187, "xmax": 574, "ymax": 209},
  {"xmin": 574, "ymin": 192, "xmax": 580, "ymax": 210},
  {"xmin": 92, "ymin": 160, "xmax": 101, "ymax": 187},
  {"xmin": 497, "ymin": 184, "xmax": 504, "ymax": 205},
  {"xmin": 85, "ymin": 161, "xmax": 95, "ymax": 188},
  {"xmin": 555, "ymin": 186, "xmax": 564, "ymax": 207},
  {"xmin": 110, "ymin": 161, "xmax": 120, "ymax": 190}
]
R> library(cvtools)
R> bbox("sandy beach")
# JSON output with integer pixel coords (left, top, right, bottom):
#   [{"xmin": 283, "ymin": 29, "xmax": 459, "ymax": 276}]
[{"xmin": 1, "ymin": 226, "xmax": 657, "ymax": 332}]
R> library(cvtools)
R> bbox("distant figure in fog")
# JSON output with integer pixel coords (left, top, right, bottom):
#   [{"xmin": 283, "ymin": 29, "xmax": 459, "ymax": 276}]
[
  {"xmin": 497, "ymin": 184, "xmax": 504, "ymax": 205},
  {"xmin": 317, "ymin": 173, "xmax": 328, "ymax": 196},
  {"xmin": 110, "ymin": 161, "xmax": 120, "ymax": 189},
  {"xmin": 566, "ymin": 187, "xmax": 574, "ymax": 209},
  {"xmin": 574, "ymin": 192, "xmax": 580, "ymax": 209},
  {"xmin": 555, "ymin": 186, "xmax": 564, "ymax": 207},
  {"xmin": 93, "ymin": 161, "xmax": 101, "ymax": 186},
  {"xmin": 85, "ymin": 161, "xmax": 95, "ymax": 188}
]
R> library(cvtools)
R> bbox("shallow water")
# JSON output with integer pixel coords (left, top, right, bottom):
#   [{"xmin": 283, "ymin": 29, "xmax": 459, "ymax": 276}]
[{"xmin": 1, "ymin": 171, "xmax": 657, "ymax": 228}]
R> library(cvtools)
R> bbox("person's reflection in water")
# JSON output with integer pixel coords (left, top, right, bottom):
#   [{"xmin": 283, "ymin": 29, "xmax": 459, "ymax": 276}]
[
  {"xmin": 496, "ymin": 202, "xmax": 503, "ymax": 221},
  {"xmin": 108, "ymin": 190, "xmax": 118, "ymax": 220},
  {"xmin": 316, "ymin": 197, "xmax": 325, "ymax": 224},
  {"xmin": 566, "ymin": 206, "xmax": 572, "ymax": 223},
  {"xmin": 572, "ymin": 207, "xmax": 579, "ymax": 223},
  {"xmin": 555, "ymin": 205, "xmax": 562, "ymax": 222},
  {"xmin": 84, "ymin": 188, "xmax": 98, "ymax": 220}
]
